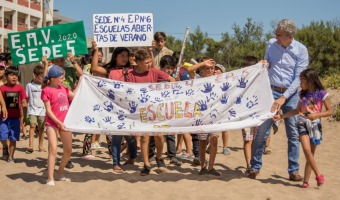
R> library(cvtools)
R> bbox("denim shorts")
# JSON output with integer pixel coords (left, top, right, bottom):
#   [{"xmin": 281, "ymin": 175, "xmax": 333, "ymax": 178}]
[
  {"xmin": 0, "ymin": 118, "xmax": 20, "ymax": 141},
  {"xmin": 297, "ymin": 121, "xmax": 323, "ymax": 136}
]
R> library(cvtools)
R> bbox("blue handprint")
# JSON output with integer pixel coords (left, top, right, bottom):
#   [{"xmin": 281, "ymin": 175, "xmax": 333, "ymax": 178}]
[
  {"xmin": 198, "ymin": 100, "xmax": 208, "ymax": 111},
  {"xmin": 140, "ymin": 87, "xmax": 148, "ymax": 93},
  {"xmin": 128, "ymin": 101, "xmax": 138, "ymax": 113},
  {"xmin": 104, "ymin": 101, "xmax": 114, "ymax": 112},
  {"xmin": 235, "ymin": 95, "xmax": 243, "ymax": 104},
  {"xmin": 126, "ymin": 88, "xmax": 134, "ymax": 94},
  {"xmin": 93, "ymin": 104, "xmax": 101, "ymax": 112},
  {"xmin": 117, "ymin": 123, "xmax": 125, "ymax": 129},
  {"xmin": 117, "ymin": 110, "xmax": 126, "ymax": 121},
  {"xmin": 221, "ymin": 94, "xmax": 229, "ymax": 104},
  {"xmin": 138, "ymin": 93, "xmax": 150, "ymax": 103},
  {"xmin": 246, "ymin": 95, "xmax": 259, "ymax": 109},
  {"xmin": 249, "ymin": 112, "xmax": 260, "ymax": 119},
  {"xmin": 107, "ymin": 89, "xmax": 115, "ymax": 100},
  {"xmin": 151, "ymin": 97, "xmax": 162, "ymax": 103},
  {"xmin": 238, "ymin": 77, "xmax": 248, "ymax": 88},
  {"xmin": 210, "ymin": 109, "xmax": 219, "ymax": 118},
  {"xmin": 113, "ymin": 81, "xmax": 123, "ymax": 89},
  {"xmin": 220, "ymin": 82, "xmax": 231, "ymax": 91},
  {"xmin": 185, "ymin": 89, "xmax": 194, "ymax": 96},
  {"xmin": 103, "ymin": 116, "xmax": 115, "ymax": 124},
  {"xmin": 228, "ymin": 109, "xmax": 236, "ymax": 119},
  {"xmin": 85, "ymin": 116, "xmax": 95, "ymax": 123},
  {"xmin": 161, "ymin": 91, "xmax": 170, "ymax": 98},
  {"xmin": 201, "ymin": 83, "xmax": 215, "ymax": 93},
  {"xmin": 97, "ymin": 80, "xmax": 106, "ymax": 88},
  {"xmin": 173, "ymin": 85, "xmax": 183, "ymax": 95},
  {"xmin": 206, "ymin": 92, "xmax": 218, "ymax": 102}
]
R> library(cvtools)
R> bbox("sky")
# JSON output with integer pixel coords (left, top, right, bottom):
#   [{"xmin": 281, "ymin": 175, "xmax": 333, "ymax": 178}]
[{"xmin": 54, "ymin": 0, "xmax": 340, "ymax": 41}]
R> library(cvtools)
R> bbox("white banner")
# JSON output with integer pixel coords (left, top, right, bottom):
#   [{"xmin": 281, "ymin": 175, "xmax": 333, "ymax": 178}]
[
  {"xmin": 93, "ymin": 13, "xmax": 153, "ymax": 47},
  {"xmin": 64, "ymin": 64, "xmax": 275, "ymax": 135}
]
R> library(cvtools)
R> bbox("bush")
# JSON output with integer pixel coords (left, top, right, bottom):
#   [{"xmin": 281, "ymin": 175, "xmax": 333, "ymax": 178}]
[
  {"xmin": 322, "ymin": 73, "xmax": 340, "ymax": 89},
  {"xmin": 332, "ymin": 103, "xmax": 340, "ymax": 121}
]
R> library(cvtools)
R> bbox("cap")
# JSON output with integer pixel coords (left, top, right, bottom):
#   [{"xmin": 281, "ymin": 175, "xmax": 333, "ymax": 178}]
[
  {"xmin": 215, "ymin": 64, "xmax": 225, "ymax": 73},
  {"xmin": 48, "ymin": 65, "xmax": 63, "ymax": 79}
]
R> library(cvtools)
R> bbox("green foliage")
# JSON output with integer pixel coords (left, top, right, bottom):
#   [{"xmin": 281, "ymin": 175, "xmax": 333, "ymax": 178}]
[
  {"xmin": 332, "ymin": 103, "xmax": 340, "ymax": 121},
  {"xmin": 322, "ymin": 73, "xmax": 340, "ymax": 89}
]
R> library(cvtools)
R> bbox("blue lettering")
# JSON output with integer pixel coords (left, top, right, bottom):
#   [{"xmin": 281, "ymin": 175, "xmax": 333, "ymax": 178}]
[
  {"xmin": 110, "ymin": 34, "xmax": 117, "ymax": 42},
  {"xmin": 94, "ymin": 34, "xmax": 108, "ymax": 42},
  {"xmin": 120, "ymin": 33, "xmax": 147, "ymax": 41}
]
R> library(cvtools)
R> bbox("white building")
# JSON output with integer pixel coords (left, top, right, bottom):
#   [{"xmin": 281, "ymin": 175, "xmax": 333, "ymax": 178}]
[{"xmin": 0, "ymin": 0, "xmax": 54, "ymax": 53}]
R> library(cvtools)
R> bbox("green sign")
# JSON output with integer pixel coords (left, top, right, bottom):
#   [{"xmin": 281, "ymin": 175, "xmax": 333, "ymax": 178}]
[{"xmin": 8, "ymin": 21, "xmax": 88, "ymax": 66}]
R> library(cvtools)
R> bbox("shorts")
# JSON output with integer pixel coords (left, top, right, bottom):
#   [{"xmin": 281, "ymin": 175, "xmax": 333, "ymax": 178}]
[
  {"xmin": 29, "ymin": 115, "xmax": 45, "ymax": 130},
  {"xmin": 242, "ymin": 127, "xmax": 258, "ymax": 141},
  {"xmin": 198, "ymin": 132, "xmax": 219, "ymax": 141},
  {"xmin": 297, "ymin": 122, "xmax": 323, "ymax": 145},
  {"xmin": 0, "ymin": 118, "xmax": 20, "ymax": 141}
]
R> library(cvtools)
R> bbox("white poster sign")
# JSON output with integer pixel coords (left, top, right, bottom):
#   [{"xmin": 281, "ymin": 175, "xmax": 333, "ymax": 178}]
[
  {"xmin": 64, "ymin": 64, "xmax": 275, "ymax": 135},
  {"xmin": 93, "ymin": 13, "xmax": 153, "ymax": 47}
]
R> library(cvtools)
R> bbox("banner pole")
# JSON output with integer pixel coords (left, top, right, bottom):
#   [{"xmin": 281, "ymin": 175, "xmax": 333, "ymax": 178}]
[{"xmin": 175, "ymin": 27, "xmax": 190, "ymax": 77}]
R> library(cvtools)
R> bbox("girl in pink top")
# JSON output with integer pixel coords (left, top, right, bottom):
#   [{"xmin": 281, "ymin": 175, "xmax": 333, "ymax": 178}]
[{"xmin": 41, "ymin": 65, "xmax": 76, "ymax": 186}]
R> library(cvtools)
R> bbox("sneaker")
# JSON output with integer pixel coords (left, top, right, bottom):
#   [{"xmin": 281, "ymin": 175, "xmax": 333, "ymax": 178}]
[
  {"xmin": 140, "ymin": 165, "xmax": 151, "ymax": 176},
  {"xmin": 208, "ymin": 168, "xmax": 221, "ymax": 176},
  {"xmin": 289, "ymin": 172, "xmax": 303, "ymax": 181},
  {"xmin": 248, "ymin": 170, "xmax": 259, "ymax": 179},
  {"xmin": 301, "ymin": 182, "xmax": 309, "ymax": 188},
  {"xmin": 263, "ymin": 146, "xmax": 272, "ymax": 155},
  {"xmin": 245, "ymin": 166, "xmax": 251, "ymax": 175},
  {"xmin": 156, "ymin": 158, "xmax": 168, "ymax": 173},
  {"xmin": 46, "ymin": 180, "xmax": 55, "ymax": 186},
  {"xmin": 192, "ymin": 157, "xmax": 200, "ymax": 166},
  {"xmin": 2, "ymin": 149, "xmax": 9, "ymax": 161},
  {"xmin": 91, "ymin": 142, "xmax": 103, "ymax": 149},
  {"xmin": 65, "ymin": 161, "xmax": 74, "ymax": 169},
  {"xmin": 199, "ymin": 167, "xmax": 209, "ymax": 175},
  {"xmin": 170, "ymin": 157, "xmax": 182, "ymax": 166},
  {"xmin": 7, "ymin": 158, "xmax": 15, "ymax": 163},
  {"xmin": 82, "ymin": 155, "xmax": 95, "ymax": 160},
  {"xmin": 223, "ymin": 148, "xmax": 231, "ymax": 155},
  {"xmin": 316, "ymin": 175, "xmax": 324, "ymax": 186}
]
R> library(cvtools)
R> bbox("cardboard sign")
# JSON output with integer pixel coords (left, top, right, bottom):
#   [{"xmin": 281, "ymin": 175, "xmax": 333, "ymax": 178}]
[
  {"xmin": 93, "ymin": 13, "xmax": 153, "ymax": 47},
  {"xmin": 8, "ymin": 21, "xmax": 88, "ymax": 65}
]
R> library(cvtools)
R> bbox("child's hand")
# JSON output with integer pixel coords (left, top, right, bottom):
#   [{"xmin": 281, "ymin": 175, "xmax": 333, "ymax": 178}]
[
  {"xmin": 42, "ymin": 55, "xmax": 48, "ymax": 66},
  {"xmin": 259, "ymin": 60, "xmax": 269, "ymax": 69},
  {"xmin": 92, "ymin": 41, "xmax": 98, "ymax": 49},
  {"xmin": 204, "ymin": 59, "xmax": 216, "ymax": 68},
  {"xmin": 58, "ymin": 122, "xmax": 67, "ymax": 131},
  {"xmin": 306, "ymin": 113, "xmax": 318, "ymax": 121},
  {"xmin": 2, "ymin": 108, "xmax": 8, "ymax": 121},
  {"xmin": 67, "ymin": 52, "xmax": 76, "ymax": 63},
  {"xmin": 272, "ymin": 114, "xmax": 281, "ymax": 121}
]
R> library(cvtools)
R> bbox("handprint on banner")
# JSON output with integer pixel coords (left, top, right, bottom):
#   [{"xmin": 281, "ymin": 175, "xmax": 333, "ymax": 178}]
[
  {"xmin": 237, "ymin": 77, "xmax": 248, "ymax": 88},
  {"xmin": 198, "ymin": 100, "xmax": 208, "ymax": 111},
  {"xmin": 220, "ymin": 82, "xmax": 231, "ymax": 91},
  {"xmin": 104, "ymin": 101, "xmax": 114, "ymax": 112},
  {"xmin": 201, "ymin": 83, "xmax": 215, "ymax": 93},
  {"xmin": 210, "ymin": 109, "xmax": 219, "ymax": 118},
  {"xmin": 85, "ymin": 116, "xmax": 95, "ymax": 123},
  {"xmin": 97, "ymin": 80, "xmax": 106, "ymax": 88},
  {"xmin": 228, "ymin": 109, "xmax": 236, "ymax": 120},
  {"xmin": 161, "ymin": 91, "xmax": 170, "ymax": 98},
  {"xmin": 117, "ymin": 110, "xmax": 126, "ymax": 121},
  {"xmin": 128, "ymin": 101, "xmax": 138, "ymax": 113},
  {"xmin": 107, "ymin": 89, "xmax": 115, "ymax": 100},
  {"xmin": 246, "ymin": 95, "xmax": 259, "ymax": 109},
  {"xmin": 206, "ymin": 92, "xmax": 218, "ymax": 102},
  {"xmin": 140, "ymin": 87, "xmax": 148, "ymax": 94},
  {"xmin": 151, "ymin": 97, "xmax": 163, "ymax": 103},
  {"xmin": 117, "ymin": 122, "xmax": 125, "ymax": 129},
  {"xmin": 126, "ymin": 88, "xmax": 134, "ymax": 94},
  {"xmin": 249, "ymin": 112, "xmax": 260, "ymax": 119},
  {"xmin": 173, "ymin": 85, "xmax": 183, "ymax": 95},
  {"xmin": 235, "ymin": 95, "xmax": 243, "ymax": 104},
  {"xmin": 113, "ymin": 81, "xmax": 123, "ymax": 89},
  {"xmin": 138, "ymin": 93, "xmax": 150, "ymax": 103},
  {"xmin": 103, "ymin": 116, "xmax": 115, "ymax": 124},
  {"xmin": 221, "ymin": 94, "xmax": 229, "ymax": 104},
  {"xmin": 93, "ymin": 104, "xmax": 101, "ymax": 112},
  {"xmin": 185, "ymin": 89, "xmax": 194, "ymax": 96}
]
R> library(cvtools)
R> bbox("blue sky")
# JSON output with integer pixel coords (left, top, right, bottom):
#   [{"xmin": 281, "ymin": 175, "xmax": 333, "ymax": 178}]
[{"xmin": 54, "ymin": 0, "xmax": 339, "ymax": 41}]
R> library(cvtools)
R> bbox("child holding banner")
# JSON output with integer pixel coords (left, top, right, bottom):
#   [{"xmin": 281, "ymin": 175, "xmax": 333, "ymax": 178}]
[
  {"xmin": 187, "ymin": 58, "xmax": 221, "ymax": 176},
  {"xmin": 0, "ymin": 66, "xmax": 27, "ymax": 163},
  {"xmin": 91, "ymin": 41, "xmax": 137, "ymax": 173},
  {"xmin": 42, "ymin": 65, "xmax": 76, "ymax": 186},
  {"xmin": 127, "ymin": 49, "xmax": 175, "ymax": 176}
]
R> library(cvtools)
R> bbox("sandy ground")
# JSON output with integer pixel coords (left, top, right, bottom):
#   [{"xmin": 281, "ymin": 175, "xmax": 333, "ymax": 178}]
[{"xmin": 1, "ymin": 89, "xmax": 339, "ymax": 200}]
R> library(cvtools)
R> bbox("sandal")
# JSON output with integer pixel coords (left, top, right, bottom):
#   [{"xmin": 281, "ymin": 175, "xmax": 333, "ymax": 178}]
[
  {"xmin": 316, "ymin": 175, "xmax": 324, "ymax": 186},
  {"xmin": 301, "ymin": 182, "xmax": 309, "ymax": 188},
  {"xmin": 38, "ymin": 147, "xmax": 46, "ymax": 152},
  {"xmin": 59, "ymin": 176, "xmax": 71, "ymax": 182},
  {"xmin": 26, "ymin": 147, "xmax": 34, "ymax": 154},
  {"xmin": 112, "ymin": 165, "xmax": 124, "ymax": 174}
]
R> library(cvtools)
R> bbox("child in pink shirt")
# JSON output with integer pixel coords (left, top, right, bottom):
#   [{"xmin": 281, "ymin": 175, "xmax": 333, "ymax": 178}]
[{"xmin": 41, "ymin": 65, "xmax": 76, "ymax": 186}]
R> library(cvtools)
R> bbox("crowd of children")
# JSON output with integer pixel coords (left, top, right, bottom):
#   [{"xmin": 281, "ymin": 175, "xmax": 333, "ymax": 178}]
[{"xmin": 0, "ymin": 26, "xmax": 332, "ymax": 188}]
